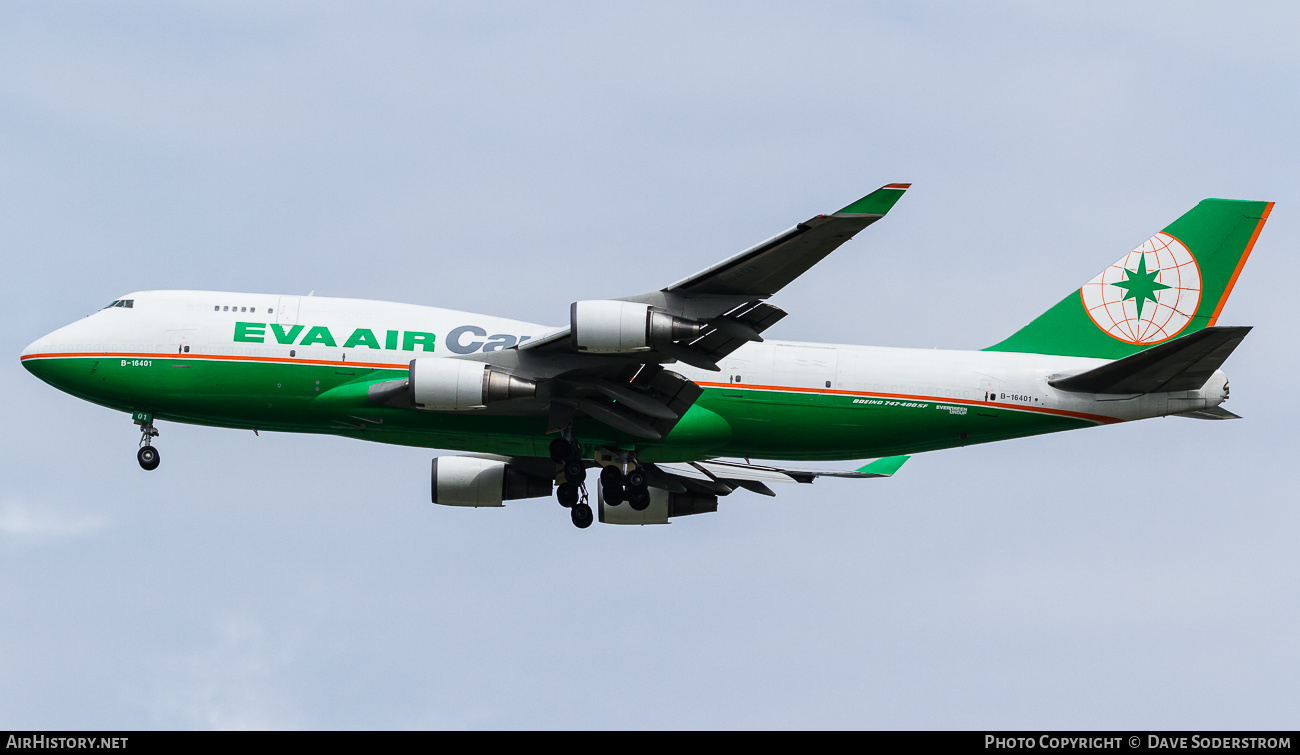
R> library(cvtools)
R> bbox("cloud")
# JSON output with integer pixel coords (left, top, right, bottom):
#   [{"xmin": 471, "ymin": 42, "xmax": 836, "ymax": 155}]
[
  {"xmin": 150, "ymin": 614, "xmax": 304, "ymax": 730},
  {"xmin": 0, "ymin": 500, "xmax": 105, "ymax": 543}
]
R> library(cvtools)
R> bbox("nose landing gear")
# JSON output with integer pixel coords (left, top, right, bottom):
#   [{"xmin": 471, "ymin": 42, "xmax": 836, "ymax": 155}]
[{"xmin": 134, "ymin": 411, "xmax": 160, "ymax": 471}]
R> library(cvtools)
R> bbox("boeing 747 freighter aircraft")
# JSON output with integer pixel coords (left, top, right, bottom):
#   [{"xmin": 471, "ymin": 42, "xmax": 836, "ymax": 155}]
[{"xmin": 21, "ymin": 185, "xmax": 1272, "ymax": 528}]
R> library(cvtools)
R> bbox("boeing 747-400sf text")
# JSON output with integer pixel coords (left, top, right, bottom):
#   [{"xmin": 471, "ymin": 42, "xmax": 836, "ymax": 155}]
[{"xmin": 21, "ymin": 185, "xmax": 1272, "ymax": 528}]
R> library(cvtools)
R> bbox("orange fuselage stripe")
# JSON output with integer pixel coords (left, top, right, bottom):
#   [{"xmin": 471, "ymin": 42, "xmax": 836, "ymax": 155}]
[
  {"xmin": 20, "ymin": 351, "xmax": 409, "ymax": 370},
  {"xmin": 23, "ymin": 352, "xmax": 1121, "ymax": 425},
  {"xmin": 695, "ymin": 381, "xmax": 1120, "ymax": 424}
]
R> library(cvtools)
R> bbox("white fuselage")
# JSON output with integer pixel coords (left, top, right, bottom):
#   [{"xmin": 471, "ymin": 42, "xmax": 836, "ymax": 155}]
[{"xmin": 22, "ymin": 290, "xmax": 1230, "ymax": 433}]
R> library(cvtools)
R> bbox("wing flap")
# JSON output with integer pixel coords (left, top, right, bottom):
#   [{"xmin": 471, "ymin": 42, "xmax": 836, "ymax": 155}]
[
  {"xmin": 686, "ymin": 301, "xmax": 789, "ymax": 364},
  {"xmin": 548, "ymin": 364, "xmax": 703, "ymax": 440}
]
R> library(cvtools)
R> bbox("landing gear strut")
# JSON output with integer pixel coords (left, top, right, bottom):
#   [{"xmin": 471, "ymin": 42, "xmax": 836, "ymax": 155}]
[
  {"xmin": 134, "ymin": 412, "xmax": 160, "ymax": 471},
  {"xmin": 551, "ymin": 433, "xmax": 593, "ymax": 528}
]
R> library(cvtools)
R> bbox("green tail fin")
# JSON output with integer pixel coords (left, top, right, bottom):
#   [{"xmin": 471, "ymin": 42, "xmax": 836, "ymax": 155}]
[{"xmin": 986, "ymin": 198, "xmax": 1273, "ymax": 359}]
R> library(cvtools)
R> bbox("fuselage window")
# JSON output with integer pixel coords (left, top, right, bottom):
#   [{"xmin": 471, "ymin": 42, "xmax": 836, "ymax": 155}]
[
  {"xmin": 183, "ymin": 345, "xmax": 190, "ymax": 353},
  {"xmin": 214, "ymin": 305, "xmax": 219, "ymax": 311},
  {"xmin": 268, "ymin": 308, "xmax": 273, "ymax": 314},
  {"xmin": 223, "ymin": 306, "xmax": 229, "ymax": 311},
  {"xmin": 240, "ymin": 307, "xmax": 246, "ymax": 312}
]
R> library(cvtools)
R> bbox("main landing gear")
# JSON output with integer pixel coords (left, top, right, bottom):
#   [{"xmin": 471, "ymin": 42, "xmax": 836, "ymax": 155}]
[
  {"xmin": 134, "ymin": 412, "xmax": 161, "ymax": 471},
  {"xmin": 550, "ymin": 436, "xmax": 652, "ymax": 528},
  {"xmin": 599, "ymin": 454, "xmax": 650, "ymax": 512},
  {"xmin": 550, "ymin": 436, "xmax": 592, "ymax": 529}
]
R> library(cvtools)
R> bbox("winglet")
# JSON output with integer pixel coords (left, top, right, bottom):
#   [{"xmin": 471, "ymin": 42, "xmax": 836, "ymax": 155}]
[
  {"xmin": 855, "ymin": 455, "xmax": 910, "ymax": 477},
  {"xmin": 835, "ymin": 183, "xmax": 911, "ymax": 216}
]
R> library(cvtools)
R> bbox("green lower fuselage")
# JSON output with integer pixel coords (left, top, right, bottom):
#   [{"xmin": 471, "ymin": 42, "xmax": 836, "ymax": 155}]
[{"xmin": 24, "ymin": 352, "xmax": 1096, "ymax": 462}]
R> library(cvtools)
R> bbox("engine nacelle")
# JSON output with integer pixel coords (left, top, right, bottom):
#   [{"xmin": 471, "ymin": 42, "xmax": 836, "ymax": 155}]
[
  {"xmin": 597, "ymin": 485, "xmax": 718, "ymax": 525},
  {"xmin": 409, "ymin": 358, "xmax": 536, "ymax": 411},
  {"xmin": 570, "ymin": 300, "xmax": 704, "ymax": 354},
  {"xmin": 431, "ymin": 456, "xmax": 553, "ymax": 507}
]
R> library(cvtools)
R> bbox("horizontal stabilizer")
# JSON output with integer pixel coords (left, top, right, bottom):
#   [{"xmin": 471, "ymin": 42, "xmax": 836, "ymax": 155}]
[
  {"xmin": 1173, "ymin": 406, "xmax": 1241, "ymax": 420},
  {"xmin": 1049, "ymin": 326, "xmax": 1251, "ymax": 394}
]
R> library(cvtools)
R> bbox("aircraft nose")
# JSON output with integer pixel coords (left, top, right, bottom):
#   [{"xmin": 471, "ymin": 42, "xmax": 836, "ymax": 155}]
[{"xmin": 20, "ymin": 334, "xmax": 53, "ymax": 378}]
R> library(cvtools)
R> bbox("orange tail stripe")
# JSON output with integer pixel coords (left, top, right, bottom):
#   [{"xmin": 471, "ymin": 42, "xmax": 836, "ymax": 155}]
[{"xmin": 1208, "ymin": 201, "xmax": 1273, "ymax": 326}]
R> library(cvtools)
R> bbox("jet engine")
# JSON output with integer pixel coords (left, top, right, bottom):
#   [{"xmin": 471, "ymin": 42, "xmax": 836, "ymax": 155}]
[
  {"xmin": 409, "ymin": 358, "xmax": 536, "ymax": 411},
  {"xmin": 570, "ymin": 300, "xmax": 704, "ymax": 354},
  {"xmin": 431, "ymin": 456, "xmax": 553, "ymax": 507},
  {"xmin": 597, "ymin": 484, "xmax": 718, "ymax": 525}
]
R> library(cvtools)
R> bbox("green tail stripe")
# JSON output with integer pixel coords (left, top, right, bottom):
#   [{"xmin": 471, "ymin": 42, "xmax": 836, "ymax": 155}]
[
  {"xmin": 856, "ymin": 455, "xmax": 909, "ymax": 476},
  {"xmin": 986, "ymin": 198, "xmax": 1273, "ymax": 359},
  {"xmin": 836, "ymin": 183, "xmax": 911, "ymax": 216}
]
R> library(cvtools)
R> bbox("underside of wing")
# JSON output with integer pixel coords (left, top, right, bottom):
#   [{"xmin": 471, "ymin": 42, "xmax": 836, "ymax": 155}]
[
  {"xmin": 545, "ymin": 363, "xmax": 703, "ymax": 439},
  {"xmin": 649, "ymin": 455, "xmax": 910, "ymax": 497},
  {"xmin": 426, "ymin": 449, "xmax": 911, "ymax": 527}
]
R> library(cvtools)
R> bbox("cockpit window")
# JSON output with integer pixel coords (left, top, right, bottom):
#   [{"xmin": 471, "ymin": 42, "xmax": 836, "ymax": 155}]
[{"xmin": 103, "ymin": 300, "xmax": 134, "ymax": 309}]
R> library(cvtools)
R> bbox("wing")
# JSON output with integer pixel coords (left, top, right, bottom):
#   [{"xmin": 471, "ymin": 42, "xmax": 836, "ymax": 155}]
[
  {"xmin": 523, "ymin": 182, "xmax": 910, "ymax": 366},
  {"xmin": 371, "ymin": 184, "xmax": 910, "ymax": 441},
  {"xmin": 434, "ymin": 453, "xmax": 909, "ymax": 526},
  {"xmin": 661, "ymin": 183, "xmax": 912, "ymax": 297},
  {"xmin": 497, "ymin": 184, "xmax": 910, "ymax": 438},
  {"xmin": 649, "ymin": 456, "xmax": 910, "ymax": 497}
]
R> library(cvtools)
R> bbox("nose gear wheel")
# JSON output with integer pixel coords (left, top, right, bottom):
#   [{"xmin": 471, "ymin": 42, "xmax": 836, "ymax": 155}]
[
  {"xmin": 135, "ymin": 416, "xmax": 161, "ymax": 471},
  {"xmin": 137, "ymin": 445, "xmax": 160, "ymax": 471}
]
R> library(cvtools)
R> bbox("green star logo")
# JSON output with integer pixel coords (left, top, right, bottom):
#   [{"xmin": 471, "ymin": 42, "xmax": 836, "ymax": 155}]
[{"xmin": 1111, "ymin": 254, "xmax": 1170, "ymax": 319}]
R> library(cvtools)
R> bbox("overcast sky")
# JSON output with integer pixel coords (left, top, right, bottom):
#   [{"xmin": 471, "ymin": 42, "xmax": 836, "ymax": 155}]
[{"xmin": 2, "ymin": 1, "xmax": 1297, "ymax": 729}]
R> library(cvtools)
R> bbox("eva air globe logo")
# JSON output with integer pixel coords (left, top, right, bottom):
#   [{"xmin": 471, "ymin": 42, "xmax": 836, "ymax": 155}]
[{"xmin": 1081, "ymin": 232, "xmax": 1201, "ymax": 344}]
